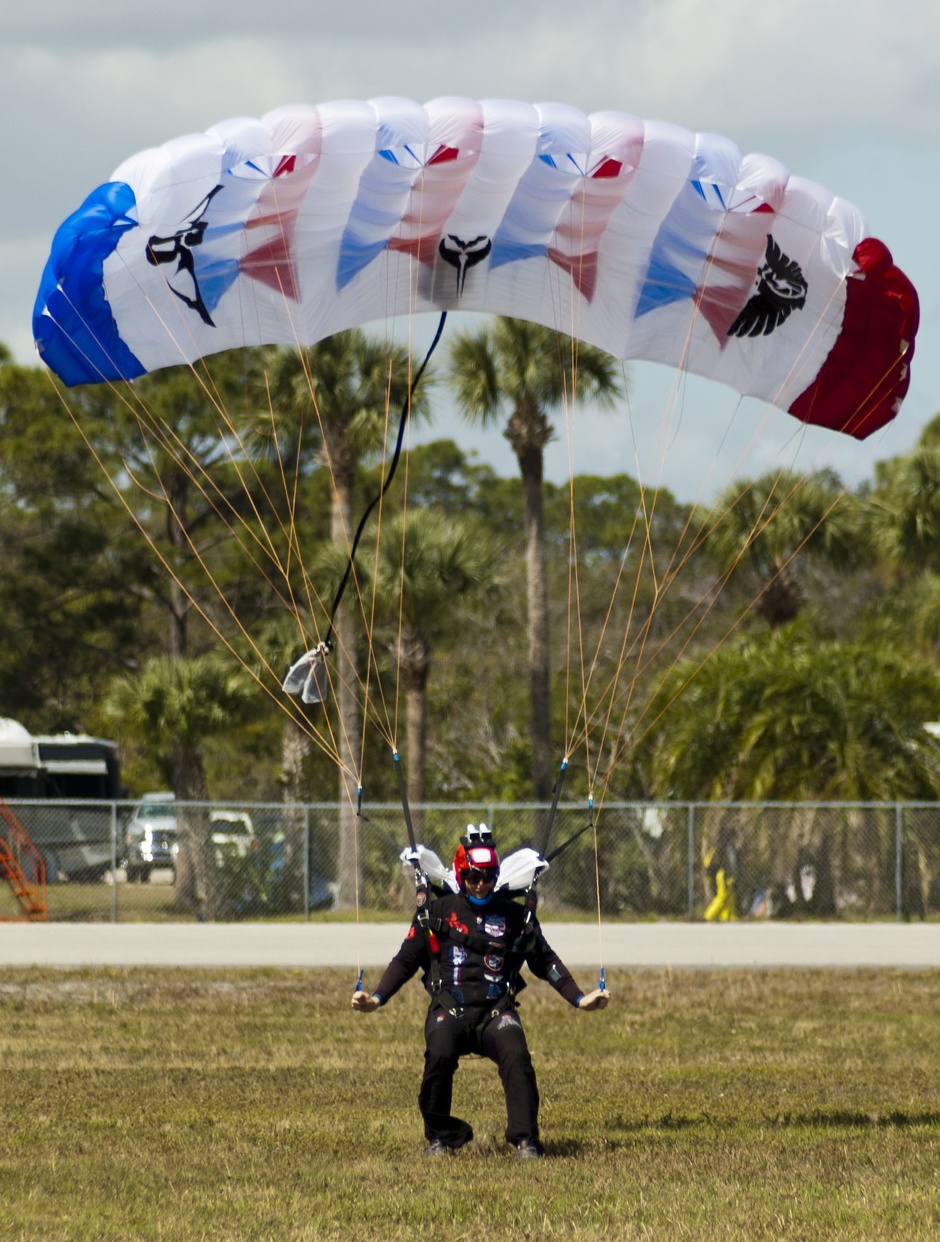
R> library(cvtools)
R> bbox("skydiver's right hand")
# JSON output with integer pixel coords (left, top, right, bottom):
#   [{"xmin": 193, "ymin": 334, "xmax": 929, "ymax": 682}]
[
  {"xmin": 351, "ymin": 990, "xmax": 381, "ymax": 1013},
  {"xmin": 577, "ymin": 988, "xmax": 610, "ymax": 1011}
]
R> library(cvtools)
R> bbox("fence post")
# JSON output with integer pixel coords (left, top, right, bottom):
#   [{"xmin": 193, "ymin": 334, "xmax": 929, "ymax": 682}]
[
  {"xmin": 303, "ymin": 804, "xmax": 310, "ymax": 923},
  {"xmin": 110, "ymin": 801, "xmax": 118, "ymax": 924},
  {"xmin": 687, "ymin": 804, "xmax": 695, "ymax": 921},
  {"xmin": 895, "ymin": 803, "xmax": 902, "ymax": 923}
]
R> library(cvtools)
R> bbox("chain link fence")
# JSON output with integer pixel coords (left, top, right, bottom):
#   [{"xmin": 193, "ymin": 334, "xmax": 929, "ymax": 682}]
[{"xmin": 1, "ymin": 799, "xmax": 938, "ymax": 923}]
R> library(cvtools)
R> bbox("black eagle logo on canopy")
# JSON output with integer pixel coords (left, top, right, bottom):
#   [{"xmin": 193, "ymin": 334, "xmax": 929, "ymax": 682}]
[{"xmin": 728, "ymin": 235, "xmax": 808, "ymax": 338}]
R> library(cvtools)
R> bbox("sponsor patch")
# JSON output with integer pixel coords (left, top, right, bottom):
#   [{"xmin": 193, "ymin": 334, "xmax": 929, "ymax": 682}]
[
  {"xmin": 451, "ymin": 946, "xmax": 468, "ymax": 966},
  {"xmin": 483, "ymin": 916, "xmax": 506, "ymax": 938},
  {"xmin": 497, "ymin": 1013, "xmax": 520, "ymax": 1030},
  {"xmin": 484, "ymin": 954, "xmax": 504, "ymax": 971}
]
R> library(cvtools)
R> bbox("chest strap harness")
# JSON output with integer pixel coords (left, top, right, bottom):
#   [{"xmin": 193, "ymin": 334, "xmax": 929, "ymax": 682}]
[{"xmin": 420, "ymin": 909, "xmax": 534, "ymax": 1020}]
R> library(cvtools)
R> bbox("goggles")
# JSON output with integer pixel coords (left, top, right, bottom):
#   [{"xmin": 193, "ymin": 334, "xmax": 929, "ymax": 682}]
[{"xmin": 464, "ymin": 868, "xmax": 496, "ymax": 885}]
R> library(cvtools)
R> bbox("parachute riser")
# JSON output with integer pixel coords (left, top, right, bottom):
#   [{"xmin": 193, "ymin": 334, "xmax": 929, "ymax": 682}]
[
  {"xmin": 544, "ymin": 816, "xmax": 594, "ymax": 865},
  {"xmin": 353, "ymin": 787, "xmax": 365, "ymax": 993},
  {"xmin": 522, "ymin": 879, "xmax": 539, "ymax": 932},
  {"xmin": 536, "ymin": 792, "xmax": 604, "ymax": 992},
  {"xmin": 392, "ymin": 749, "xmax": 435, "ymax": 937},
  {"xmin": 515, "ymin": 809, "xmax": 594, "ymax": 942},
  {"xmin": 534, "ymin": 757, "xmax": 568, "ymax": 859}
]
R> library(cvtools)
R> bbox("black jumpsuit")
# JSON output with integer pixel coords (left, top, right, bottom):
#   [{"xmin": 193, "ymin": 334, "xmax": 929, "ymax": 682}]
[{"xmin": 371, "ymin": 890, "xmax": 585, "ymax": 1149}]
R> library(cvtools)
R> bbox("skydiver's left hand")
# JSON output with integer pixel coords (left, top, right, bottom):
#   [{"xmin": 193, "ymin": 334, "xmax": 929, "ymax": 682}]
[{"xmin": 577, "ymin": 989, "xmax": 610, "ymax": 1011}]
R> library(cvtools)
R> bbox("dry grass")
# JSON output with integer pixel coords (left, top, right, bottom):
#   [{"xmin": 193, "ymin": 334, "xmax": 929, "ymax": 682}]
[{"xmin": 0, "ymin": 968, "xmax": 937, "ymax": 1240}]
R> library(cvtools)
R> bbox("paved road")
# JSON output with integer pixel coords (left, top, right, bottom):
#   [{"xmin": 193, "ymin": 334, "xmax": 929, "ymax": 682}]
[{"xmin": 1, "ymin": 922, "xmax": 938, "ymax": 969}]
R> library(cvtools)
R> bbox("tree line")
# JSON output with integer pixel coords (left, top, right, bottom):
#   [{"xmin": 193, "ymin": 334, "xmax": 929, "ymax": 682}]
[{"xmin": 2, "ymin": 326, "xmax": 940, "ymax": 914}]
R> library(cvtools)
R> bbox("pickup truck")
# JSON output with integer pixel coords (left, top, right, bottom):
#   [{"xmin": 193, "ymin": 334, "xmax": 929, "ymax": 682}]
[{"xmin": 124, "ymin": 795, "xmax": 257, "ymax": 881}]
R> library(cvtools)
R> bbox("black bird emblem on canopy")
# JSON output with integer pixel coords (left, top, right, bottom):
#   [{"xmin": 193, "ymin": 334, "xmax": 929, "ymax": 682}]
[
  {"xmin": 438, "ymin": 234, "xmax": 492, "ymax": 295},
  {"xmin": 728, "ymin": 235, "xmax": 808, "ymax": 338},
  {"xmin": 146, "ymin": 184, "xmax": 224, "ymax": 327}
]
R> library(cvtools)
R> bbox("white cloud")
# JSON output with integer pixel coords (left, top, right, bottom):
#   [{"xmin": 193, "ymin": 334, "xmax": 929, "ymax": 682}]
[{"xmin": 7, "ymin": 0, "xmax": 940, "ymax": 141}]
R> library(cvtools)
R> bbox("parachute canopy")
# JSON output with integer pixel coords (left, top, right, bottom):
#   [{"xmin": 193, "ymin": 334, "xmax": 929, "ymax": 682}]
[{"xmin": 34, "ymin": 97, "xmax": 918, "ymax": 438}]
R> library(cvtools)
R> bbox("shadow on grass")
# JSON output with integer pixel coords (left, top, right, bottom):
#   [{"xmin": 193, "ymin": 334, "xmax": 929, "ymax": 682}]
[
  {"xmin": 765, "ymin": 1109, "xmax": 940, "ymax": 1129},
  {"xmin": 550, "ymin": 1109, "xmax": 940, "ymax": 1152}
]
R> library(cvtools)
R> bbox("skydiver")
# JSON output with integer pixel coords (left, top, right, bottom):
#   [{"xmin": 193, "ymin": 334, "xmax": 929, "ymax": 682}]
[{"xmin": 351, "ymin": 832, "xmax": 609, "ymax": 1159}]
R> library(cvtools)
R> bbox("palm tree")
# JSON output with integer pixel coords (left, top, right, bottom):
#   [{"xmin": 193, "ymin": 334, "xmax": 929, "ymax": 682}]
[
  {"xmin": 650, "ymin": 624, "xmax": 940, "ymax": 801},
  {"xmin": 104, "ymin": 654, "xmax": 255, "ymax": 918},
  {"xmin": 646, "ymin": 624, "xmax": 940, "ymax": 915},
  {"xmin": 371, "ymin": 509, "xmax": 504, "ymax": 813},
  {"xmin": 871, "ymin": 428, "xmax": 940, "ymax": 573},
  {"xmin": 867, "ymin": 421, "xmax": 940, "ymax": 661},
  {"xmin": 705, "ymin": 469, "xmax": 865, "ymax": 629},
  {"xmin": 447, "ymin": 318, "xmax": 622, "ymax": 800},
  {"xmin": 260, "ymin": 331, "xmax": 433, "ymax": 906}
]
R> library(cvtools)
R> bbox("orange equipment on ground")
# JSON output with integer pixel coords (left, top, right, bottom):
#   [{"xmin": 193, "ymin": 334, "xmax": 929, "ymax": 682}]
[{"xmin": 0, "ymin": 795, "xmax": 48, "ymax": 921}]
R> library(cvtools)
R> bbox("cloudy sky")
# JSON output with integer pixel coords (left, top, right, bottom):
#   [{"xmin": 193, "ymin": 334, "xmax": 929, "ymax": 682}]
[{"xmin": 3, "ymin": 0, "xmax": 938, "ymax": 501}]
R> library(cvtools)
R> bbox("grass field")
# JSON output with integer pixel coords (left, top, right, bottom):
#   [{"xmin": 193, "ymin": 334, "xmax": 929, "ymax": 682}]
[{"xmin": 0, "ymin": 967, "xmax": 938, "ymax": 1240}]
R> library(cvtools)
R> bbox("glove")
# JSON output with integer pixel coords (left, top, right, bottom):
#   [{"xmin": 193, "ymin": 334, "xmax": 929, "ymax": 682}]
[{"xmin": 577, "ymin": 988, "xmax": 610, "ymax": 1011}]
